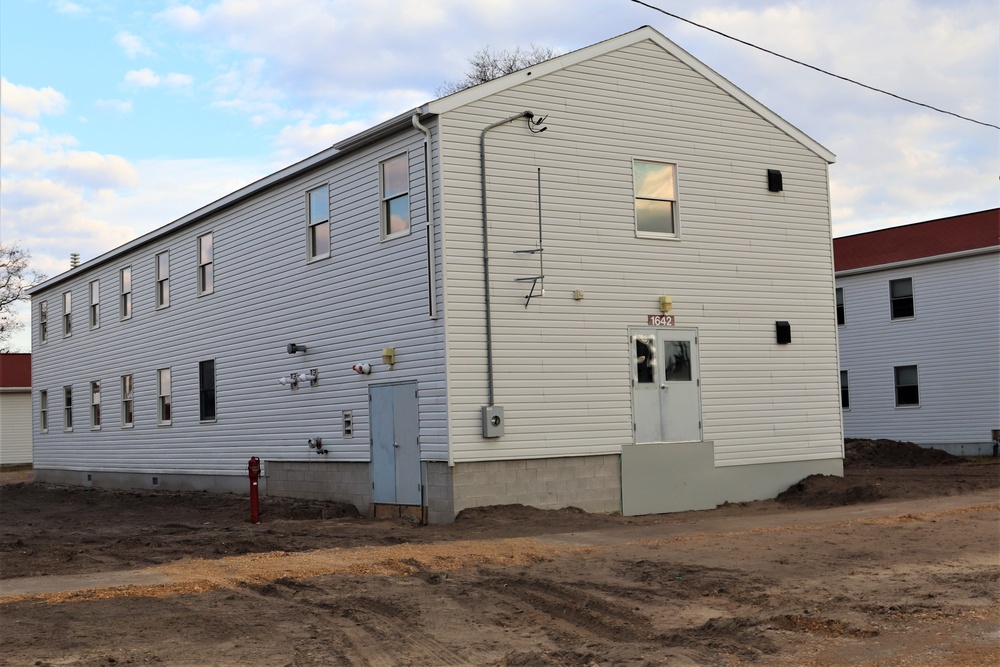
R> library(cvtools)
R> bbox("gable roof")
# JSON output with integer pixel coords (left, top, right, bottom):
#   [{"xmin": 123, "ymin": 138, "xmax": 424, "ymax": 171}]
[
  {"xmin": 834, "ymin": 209, "xmax": 1000, "ymax": 273},
  {"xmin": 31, "ymin": 26, "xmax": 833, "ymax": 294},
  {"xmin": 0, "ymin": 353, "xmax": 31, "ymax": 389}
]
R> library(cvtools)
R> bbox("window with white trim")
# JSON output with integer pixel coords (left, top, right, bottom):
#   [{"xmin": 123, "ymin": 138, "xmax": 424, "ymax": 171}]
[
  {"xmin": 40, "ymin": 390, "xmax": 48, "ymax": 432},
  {"xmin": 62, "ymin": 291, "xmax": 72, "ymax": 337},
  {"xmin": 380, "ymin": 154, "xmax": 410, "ymax": 239},
  {"xmin": 836, "ymin": 287, "xmax": 845, "ymax": 326},
  {"xmin": 198, "ymin": 233, "xmax": 214, "ymax": 295},
  {"xmin": 90, "ymin": 380, "xmax": 101, "ymax": 429},
  {"xmin": 39, "ymin": 301, "xmax": 48, "ymax": 343},
  {"xmin": 63, "ymin": 385, "xmax": 73, "ymax": 430},
  {"xmin": 157, "ymin": 368, "xmax": 172, "ymax": 424},
  {"xmin": 306, "ymin": 186, "xmax": 330, "ymax": 260},
  {"xmin": 889, "ymin": 278, "xmax": 913, "ymax": 319},
  {"xmin": 121, "ymin": 375, "xmax": 134, "ymax": 427},
  {"xmin": 894, "ymin": 365, "xmax": 919, "ymax": 407},
  {"xmin": 199, "ymin": 359, "xmax": 216, "ymax": 422},
  {"xmin": 633, "ymin": 159, "xmax": 679, "ymax": 237},
  {"xmin": 840, "ymin": 370, "xmax": 850, "ymax": 409},
  {"xmin": 120, "ymin": 266, "xmax": 132, "ymax": 320},
  {"xmin": 156, "ymin": 251, "xmax": 170, "ymax": 308},
  {"xmin": 89, "ymin": 280, "xmax": 100, "ymax": 329}
]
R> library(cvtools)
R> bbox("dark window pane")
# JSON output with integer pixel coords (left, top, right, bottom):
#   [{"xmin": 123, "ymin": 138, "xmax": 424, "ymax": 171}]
[
  {"xmin": 635, "ymin": 338, "xmax": 655, "ymax": 383},
  {"xmin": 664, "ymin": 341, "xmax": 691, "ymax": 381},
  {"xmin": 636, "ymin": 199, "xmax": 675, "ymax": 235}
]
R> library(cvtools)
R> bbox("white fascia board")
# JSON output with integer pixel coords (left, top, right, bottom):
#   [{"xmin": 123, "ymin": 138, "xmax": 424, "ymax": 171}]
[
  {"xmin": 424, "ymin": 25, "xmax": 836, "ymax": 165},
  {"xmin": 835, "ymin": 246, "xmax": 1000, "ymax": 278}
]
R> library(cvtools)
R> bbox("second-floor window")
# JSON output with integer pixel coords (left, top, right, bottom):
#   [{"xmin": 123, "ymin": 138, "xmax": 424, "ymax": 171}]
[
  {"xmin": 835, "ymin": 287, "xmax": 845, "ymax": 326},
  {"xmin": 89, "ymin": 280, "xmax": 100, "ymax": 329},
  {"xmin": 889, "ymin": 278, "xmax": 913, "ymax": 319},
  {"xmin": 198, "ymin": 233, "xmax": 214, "ymax": 295},
  {"xmin": 306, "ymin": 185, "xmax": 330, "ymax": 260},
  {"xmin": 39, "ymin": 301, "xmax": 48, "ymax": 343},
  {"xmin": 156, "ymin": 251, "xmax": 170, "ymax": 308},
  {"xmin": 634, "ymin": 159, "xmax": 679, "ymax": 237},
  {"xmin": 90, "ymin": 380, "xmax": 101, "ymax": 429},
  {"xmin": 62, "ymin": 291, "xmax": 72, "ymax": 337},
  {"xmin": 380, "ymin": 154, "xmax": 410, "ymax": 239},
  {"xmin": 120, "ymin": 267, "xmax": 132, "ymax": 320}
]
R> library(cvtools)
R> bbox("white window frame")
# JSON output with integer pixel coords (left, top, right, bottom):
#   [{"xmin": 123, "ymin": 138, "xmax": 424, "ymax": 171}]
[
  {"xmin": 121, "ymin": 374, "xmax": 134, "ymax": 428},
  {"xmin": 199, "ymin": 359, "xmax": 216, "ymax": 422},
  {"xmin": 633, "ymin": 158, "xmax": 680, "ymax": 239},
  {"xmin": 90, "ymin": 380, "xmax": 102, "ymax": 430},
  {"xmin": 198, "ymin": 232, "xmax": 214, "ymax": 295},
  {"xmin": 835, "ymin": 287, "xmax": 845, "ymax": 326},
  {"xmin": 157, "ymin": 367, "xmax": 172, "ymax": 425},
  {"xmin": 889, "ymin": 277, "xmax": 914, "ymax": 320},
  {"xmin": 893, "ymin": 364, "xmax": 920, "ymax": 408},
  {"xmin": 306, "ymin": 185, "xmax": 330, "ymax": 261},
  {"xmin": 39, "ymin": 390, "xmax": 48, "ymax": 433},
  {"xmin": 155, "ymin": 251, "xmax": 170, "ymax": 309},
  {"xmin": 39, "ymin": 301, "xmax": 48, "ymax": 343},
  {"xmin": 840, "ymin": 370, "xmax": 850, "ymax": 410},
  {"xmin": 89, "ymin": 279, "xmax": 100, "ymax": 329},
  {"xmin": 63, "ymin": 385, "xmax": 73, "ymax": 431},
  {"xmin": 380, "ymin": 153, "xmax": 411, "ymax": 240},
  {"xmin": 120, "ymin": 266, "xmax": 132, "ymax": 320},
  {"xmin": 62, "ymin": 291, "xmax": 72, "ymax": 337}
]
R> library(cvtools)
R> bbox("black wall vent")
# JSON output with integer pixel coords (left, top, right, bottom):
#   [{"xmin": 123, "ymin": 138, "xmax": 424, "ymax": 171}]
[{"xmin": 767, "ymin": 169, "xmax": 783, "ymax": 192}]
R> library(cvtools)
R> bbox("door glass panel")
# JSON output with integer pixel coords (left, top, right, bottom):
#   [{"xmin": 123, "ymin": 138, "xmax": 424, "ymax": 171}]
[
  {"xmin": 635, "ymin": 337, "xmax": 656, "ymax": 383},
  {"xmin": 663, "ymin": 341, "xmax": 691, "ymax": 381}
]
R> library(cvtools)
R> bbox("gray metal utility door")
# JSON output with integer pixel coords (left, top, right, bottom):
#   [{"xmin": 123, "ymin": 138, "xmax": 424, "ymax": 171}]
[
  {"xmin": 631, "ymin": 327, "xmax": 702, "ymax": 443},
  {"xmin": 369, "ymin": 381, "xmax": 421, "ymax": 505}
]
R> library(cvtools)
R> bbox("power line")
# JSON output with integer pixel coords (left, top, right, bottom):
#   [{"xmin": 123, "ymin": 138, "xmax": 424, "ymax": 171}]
[{"xmin": 630, "ymin": 0, "xmax": 1000, "ymax": 130}]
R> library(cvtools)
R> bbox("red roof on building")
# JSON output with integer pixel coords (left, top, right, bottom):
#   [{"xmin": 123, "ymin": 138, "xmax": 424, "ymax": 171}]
[
  {"xmin": 0, "ymin": 353, "xmax": 31, "ymax": 388},
  {"xmin": 834, "ymin": 209, "xmax": 999, "ymax": 272}
]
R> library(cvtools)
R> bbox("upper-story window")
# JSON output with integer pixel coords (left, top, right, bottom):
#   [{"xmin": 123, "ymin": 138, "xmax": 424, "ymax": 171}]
[
  {"xmin": 835, "ymin": 287, "xmax": 845, "ymax": 326},
  {"xmin": 634, "ymin": 159, "xmax": 679, "ymax": 237},
  {"xmin": 90, "ymin": 380, "xmax": 102, "ymax": 429},
  {"xmin": 306, "ymin": 186, "xmax": 330, "ymax": 261},
  {"xmin": 62, "ymin": 291, "xmax": 72, "ymax": 337},
  {"xmin": 39, "ymin": 301, "xmax": 48, "ymax": 343},
  {"xmin": 889, "ymin": 278, "xmax": 913, "ymax": 319},
  {"xmin": 198, "ymin": 233, "xmax": 214, "ymax": 295},
  {"xmin": 156, "ymin": 251, "xmax": 170, "ymax": 308},
  {"xmin": 120, "ymin": 267, "xmax": 132, "ymax": 320},
  {"xmin": 39, "ymin": 390, "xmax": 49, "ymax": 432},
  {"xmin": 89, "ymin": 280, "xmax": 100, "ymax": 329},
  {"xmin": 380, "ymin": 154, "xmax": 410, "ymax": 239}
]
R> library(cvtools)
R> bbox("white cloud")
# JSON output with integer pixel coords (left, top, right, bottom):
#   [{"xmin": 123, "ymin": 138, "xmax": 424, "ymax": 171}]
[
  {"xmin": 115, "ymin": 31, "xmax": 151, "ymax": 59},
  {"xmin": 53, "ymin": 0, "xmax": 88, "ymax": 14},
  {"xmin": 95, "ymin": 98, "xmax": 133, "ymax": 113},
  {"xmin": 156, "ymin": 4, "xmax": 204, "ymax": 30},
  {"xmin": 0, "ymin": 77, "xmax": 66, "ymax": 118},
  {"xmin": 124, "ymin": 68, "xmax": 161, "ymax": 87}
]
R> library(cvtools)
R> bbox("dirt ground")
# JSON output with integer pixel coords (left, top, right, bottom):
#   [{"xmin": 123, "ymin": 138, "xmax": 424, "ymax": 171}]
[{"xmin": 1, "ymin": 440, "xmax": 997, "ymax": 666}]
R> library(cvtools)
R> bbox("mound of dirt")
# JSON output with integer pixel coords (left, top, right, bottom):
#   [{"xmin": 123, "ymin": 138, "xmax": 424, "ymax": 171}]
[
  {"xmin": 845, "ymin": 439, "xmax": 962, "ymax": 468},
  {"xmin": 776, "ymin": 474, "xmax": 886, "ymax": 507}
]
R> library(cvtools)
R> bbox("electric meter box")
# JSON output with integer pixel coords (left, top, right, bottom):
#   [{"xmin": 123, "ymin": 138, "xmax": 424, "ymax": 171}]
[{"xmin": 481, "ymin": 405, "xmax": 505, "ymax": 438}]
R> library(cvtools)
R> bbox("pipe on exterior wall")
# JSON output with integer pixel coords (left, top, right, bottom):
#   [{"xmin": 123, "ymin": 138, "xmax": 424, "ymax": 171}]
[
  {"xmin": 412, "ymin": 114, "xmax": 438, "ymax": 320},
  {"xmin": 479, "ymin": 111, "xmax": 536, "ymax": 407}
]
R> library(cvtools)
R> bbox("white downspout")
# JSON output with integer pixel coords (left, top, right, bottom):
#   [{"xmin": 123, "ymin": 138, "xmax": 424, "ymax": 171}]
[{"xmin": 412, "ymin": 114, "xmax": 438, "ymax": 320}]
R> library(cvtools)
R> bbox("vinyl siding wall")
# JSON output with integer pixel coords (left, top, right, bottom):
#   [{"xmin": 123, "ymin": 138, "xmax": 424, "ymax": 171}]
[
  {"xmin": 439, "ymin": 39, "xmax": 843, "ymax": 465},
  {"xmin": 837, "ymin": 251, "xmax": 1000, "ymax": 445},
  {"xmin": 31, "ymin": 124, "xmax": 448, "ymax": 478}
]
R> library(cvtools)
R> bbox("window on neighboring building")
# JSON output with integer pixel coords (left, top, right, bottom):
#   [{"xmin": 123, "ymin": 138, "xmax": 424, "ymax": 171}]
[
  {"xmin": 198, "ymin": 233, "xmax": 214, "ymax": 294},
  {"xmin": 633, "ymin": 159, "xmax": 679, "ymax": 237},
  {"xmin": 894, "ymin": 365, "xmax": 919, "ymax": 407},
  {"xmin": 889, "ymin": 278, "xmax": 913, "ymax": 319},
  {"xmin": 39, "ymin": 301, "xmax": 48, "ymax": 343},
  {"xmin": 156, "ymin": 251, "xmax": 170, "ymax": 308},
  {"xmin": 840, "ymin": 370, "xmax": 850, "ymax": 409},
  {"xmin": 90, "ymin": 380, "xmax": 101, "ymax": 429},
  {"xmin": 199, "ymin": 359, "xmax": 216, "ymax": 422},
  {"xmin": 836, "ymin": 287, "xmax": 845, "ymax": 326},
  {"xmin": 120, "ymin": 266, "xmax": 132, "ymax": 320},
  {"xmin": 89, "ymin": 280, "xmax": 100, "ymax": 329},
  {"xmin": 157, "ymin": 368, "xmax": 172, "ymax": 424},
  {"xmin": 63, "ymin": 385, "xmax": 73, "ymax": 430},
  {"xmin": 121, "ymin": 375, "xmax": 134, "ymax": 427},
  {"xmin": 39, "ymin": 390, "xmax": 48, "ymax": 432},
  {"xmin": 306, "ymin": 185, "xmax": 330, "ymax": 260},
  {"xmin": 62, "ymin": 291, "xmax": 72, "ymax": 337},
  {"xmin": 380, "ymin": 154, "xmax": 410, "ymax": 238}
]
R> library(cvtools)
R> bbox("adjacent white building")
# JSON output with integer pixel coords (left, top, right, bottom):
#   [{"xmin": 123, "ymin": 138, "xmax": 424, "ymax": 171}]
[
  {"xmin": 0, "ymin": 353, "xmax": 33, "ymax": 467},
  {"xmin": 834, "ymin": 209, "xmax": 1000, "ymax": 455},
  {"xmin": 29, "ymin": 27, "xmax": 844, "ymax": 522}
]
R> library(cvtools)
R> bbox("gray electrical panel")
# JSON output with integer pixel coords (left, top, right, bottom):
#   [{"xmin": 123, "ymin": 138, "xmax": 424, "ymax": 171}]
[{"xmin": 481, "ymin": 405, "xmax": 504, "ymax": 438}]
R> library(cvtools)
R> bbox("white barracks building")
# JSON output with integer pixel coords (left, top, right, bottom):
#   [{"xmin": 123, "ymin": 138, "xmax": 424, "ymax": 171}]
[{"xmin": 29, "ymin": 27, "xmax": 844, "ymax": 522}]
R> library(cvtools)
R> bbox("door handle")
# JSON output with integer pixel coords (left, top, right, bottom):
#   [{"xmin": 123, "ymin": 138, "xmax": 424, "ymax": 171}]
[
  {"xmin": 393, "ymin": 441, "xmax": 399, "ymax": 448},
  {"xmin": 660, "ymin": 384, "xmax": 667, "ymax": 389}
]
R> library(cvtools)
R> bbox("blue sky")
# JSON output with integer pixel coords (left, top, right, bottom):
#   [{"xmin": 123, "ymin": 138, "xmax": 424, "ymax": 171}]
[{"xmin": 2, "ymin": 0, "xmax": 998, "ymax": 351}]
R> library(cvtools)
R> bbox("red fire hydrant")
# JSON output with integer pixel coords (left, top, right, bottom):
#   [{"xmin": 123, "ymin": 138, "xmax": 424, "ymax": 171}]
[{"xmin": 248, "ymin": 456, "xmax": 261, "ymax": 524}]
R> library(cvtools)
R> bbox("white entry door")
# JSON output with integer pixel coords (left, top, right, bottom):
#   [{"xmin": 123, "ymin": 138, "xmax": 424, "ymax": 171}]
[{"xmin": 630, "ymin": 327, "xmax": 702, "ymax": 443}]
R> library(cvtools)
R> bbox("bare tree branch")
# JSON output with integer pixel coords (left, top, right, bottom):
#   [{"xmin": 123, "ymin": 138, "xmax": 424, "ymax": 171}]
[
  {"xmin": 0, "ymin": 243, "xmax": 46, "ymax": 350},
  {"xmin": 437, "ymin": 44, "xmax": 560, "ymax": 96}
]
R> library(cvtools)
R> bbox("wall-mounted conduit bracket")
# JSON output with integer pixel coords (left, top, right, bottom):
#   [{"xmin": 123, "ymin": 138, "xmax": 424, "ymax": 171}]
[
  {"xmin": 515, "ymin": 275, "xmax": 544, "ymax": 307},
  {"xmin": 513, "ymin": 168, "xmax": 546, "ymax": 308}
]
